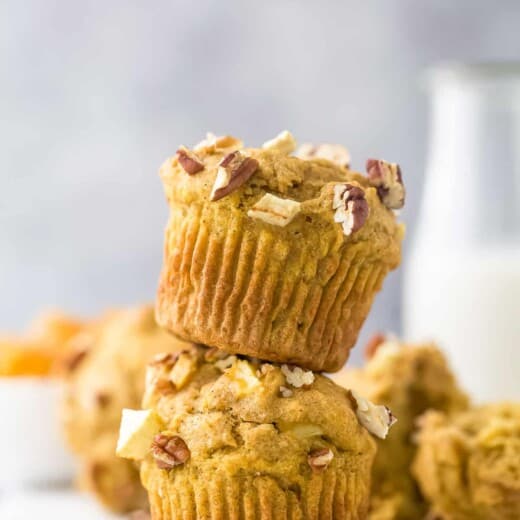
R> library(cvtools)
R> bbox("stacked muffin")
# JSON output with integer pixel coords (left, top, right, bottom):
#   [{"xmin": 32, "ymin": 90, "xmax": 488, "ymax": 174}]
[{"xmin": 117, "ymin": 131, "xmax": 406, "ymax": 519}]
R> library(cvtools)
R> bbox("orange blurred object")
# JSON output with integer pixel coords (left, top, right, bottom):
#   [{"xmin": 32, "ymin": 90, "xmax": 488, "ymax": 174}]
[{"xmin": 0, "ymin": 312, "xmax": 84, "ymax": 377}]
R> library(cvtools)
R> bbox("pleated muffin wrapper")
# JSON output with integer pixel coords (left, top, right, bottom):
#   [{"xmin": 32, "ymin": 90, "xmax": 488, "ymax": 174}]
[
  {"xmin": 157, "ymin": 183, "xmax": 402, "ymax": 372},
  {"xmin": 142, "ymin": 452, "xmax": 373, "ymax": 520},
  {"xmin": 117, "ymin": 346, "xmax": 392, "ymax": 520}
]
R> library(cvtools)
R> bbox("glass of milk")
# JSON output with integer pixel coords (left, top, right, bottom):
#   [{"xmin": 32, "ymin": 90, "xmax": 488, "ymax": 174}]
[{"xmin": 404, "ymin": 63, "xmax": 520, "ymax": 402}]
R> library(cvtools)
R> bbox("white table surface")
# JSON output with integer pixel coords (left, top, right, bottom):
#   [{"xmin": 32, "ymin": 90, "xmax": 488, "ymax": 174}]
[{"xmin": 0, "ymin": 488, "xmax": 124, "ymax": 519}]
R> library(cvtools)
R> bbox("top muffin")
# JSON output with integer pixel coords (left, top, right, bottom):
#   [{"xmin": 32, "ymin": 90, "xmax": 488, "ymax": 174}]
[{"xmin": 156, "ymin": 131, "xmax": 404, "ymax": 371}]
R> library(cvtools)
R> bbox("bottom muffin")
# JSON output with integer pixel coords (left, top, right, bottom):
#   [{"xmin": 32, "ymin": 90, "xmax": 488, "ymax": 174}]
[
  {"xmin": 118, "ymin": 346, "xmax": 397, "ymax": 519},
  {"xmin": 62, "ymin": 305, "xmax": 191, "ymax": 513},
  {"xmin": 412, "ymin": 403, "xmax": 520, "ymax": 520},
  {"xmin": 331, "ymin": 336, "xmax": 469, "ymax": 519}
]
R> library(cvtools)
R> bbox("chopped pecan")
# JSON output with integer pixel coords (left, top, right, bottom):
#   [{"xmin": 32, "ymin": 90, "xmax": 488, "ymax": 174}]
[
  {"xmin": 366, "ymin": 159, "xmax": 405, "ymax": 209},
  {"xmin": 257, "ymin": 363, "xmax": 275, "ymax": 378},
  {"xmin": 95, "ymin": 391, "xmax": 111, "ymax": 408},
  {"xmin": 281, "ymin": 364, "xmax": 315, "ymax": 388},
  {"xmin": 151, "ymin": 434, "xmax": 190, "ymax": 470},
  {"xmin": 248, "ymin": 193, "xmax": 301, "ymax": 226},
  {"xmin": 364, "ymin": 332, "xmax": 387, "ymax": 360},
  {"xmin": 307, "ymin": 448, "xmax": 334, "ymax": 472},
  {"xmin": 63, "ymin": 348, "xmax": 88, "ymax": 372},
  {"xmin": 348, "ymin": 389, "xmax": 397, "ymax": 439},
  {"xmin": 149, "ymin": 352, "xmax": 178, "ymax": 367},
  {"xmin": 142, "ymin": 354, "xmax": 178, "ymax": 407},
  {"xmin": 332, "ymin": 183, "xmax": 369, "ymax": 236},
  {"xmin": 279, "ymin": 386, "xmax": 293, "ymax": 398},
  {"xmin": 296, "ymin": 143, "xmax": 351, "ymax": 168},
  {"xmin": 176, "ymin": 146, "xmax": 204, "ymax": 175},
  {"xmin": 210, "ymin": 151, "xmax": 259, "ymax": 201}
]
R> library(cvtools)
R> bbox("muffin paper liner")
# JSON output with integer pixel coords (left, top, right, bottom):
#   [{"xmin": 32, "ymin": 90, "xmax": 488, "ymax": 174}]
[
  {"xmin": 157, "ymin": 204, "xmax": 393, "ymax": 372},
  {"xmin": 144, "ymin": 465, "xmax": 371, "ymax": 520}
]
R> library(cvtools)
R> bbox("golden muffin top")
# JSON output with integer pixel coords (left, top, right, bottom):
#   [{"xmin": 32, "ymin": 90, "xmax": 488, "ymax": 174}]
[
  {"xmin": 117, "ymin": 345, "xmax": 400, "ymax": 482},
  {"xmin": 159, "ymin": 131, "xmax": 405, "ymax": 246}
]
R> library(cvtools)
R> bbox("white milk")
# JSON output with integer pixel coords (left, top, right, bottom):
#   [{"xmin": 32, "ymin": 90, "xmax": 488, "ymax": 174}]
[
  {"xmin": 404, "ymin": 248, "xmax": 520, "ymax": 402},
  {"xmin": 403, "ymin": 64, "xmax": 520, "ymax": 402}
]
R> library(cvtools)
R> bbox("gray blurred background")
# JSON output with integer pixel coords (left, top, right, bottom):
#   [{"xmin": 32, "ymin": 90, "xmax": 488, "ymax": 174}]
[{"xmin": 2, "ymin": 0, "xmax": 520, "ymax": 363}]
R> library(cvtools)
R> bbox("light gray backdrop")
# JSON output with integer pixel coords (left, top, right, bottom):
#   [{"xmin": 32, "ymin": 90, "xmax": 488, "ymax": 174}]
[{"xmin": 2, "ymin": 0, "xmax": 519, "ymax": 363}]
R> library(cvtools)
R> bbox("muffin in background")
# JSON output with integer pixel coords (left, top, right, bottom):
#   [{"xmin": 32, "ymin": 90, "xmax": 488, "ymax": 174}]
[
  {"xmin": 156, "ymin": 131, "xmax": 404, "ymax": 372},
  {"xmin": 332, "ymin": 336, "xmax": 469, "ymax": 519},
  {"xmin": 62, "ymin": 305, "xmax": 191, "ymax": 513},
  {"xmin": 117, "ymin": 345, "xmax": 398, "ymax": 519},
  {"xmin": 413, "ymin": 403, "xmax": 520, "ymax": 520}
]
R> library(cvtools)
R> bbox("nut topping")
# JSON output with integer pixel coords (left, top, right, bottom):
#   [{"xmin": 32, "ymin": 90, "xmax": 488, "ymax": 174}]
[
  {"xmin": 151, "ymin": 434, "xmax": 190, "ymax": 470},
  {"xmin": 262, "ymin": 130, "xmax": 297, "ymax": 154},
  {"xmin": 248, "ymin": 194, "xmax": 301, "ymax": 227},
  {"xmin": 214, "ymin": 354, "xmax": 238, "ymax": 372},
  {"xmin": 307, "ymin": 448, "xmax": 334, "ymax": 472},
  {"xmin": 210, "ymin": 151, "xmax": 259, "ymax": 201},
  {"xmin": 348, "ymin": 389, "xmax": 397, "ymax": 439},
  {"xmin": 149, "ymin": 352, "xmax": 179, "ymax": 366},
  {"xmin": 279, "ymin": 386, "xmax": 293, "ymax": 398},
  {"xmin": 332, "ymin": 183, "xmax": 369, "ymax": 236},
  {"xmin": 142, "ymin": 354, "xmax": 178, "ymax": 408},
  {"xmin": 95, "ymin": 391, "xmax": 111, "ymax": 408},
  {"xmin": 257, "ymin": 363, "xmax": 275, "ymax": 378},
  {"xmin": 366, "ymin": 159, "xmax": 405, "ymax": 209},
  {"xmin": 176, "ymin": 146, "xmax": 204, "ymax": 175},
  {"xmin": 296, "ymin": 143, "xmax": 351, "ymax": 168},
  {"xmin": 63, "ymin": 348, "xmax": 89, "ymax": 372},
  {"xmin": 281, "ymin": 364, "xmax": 315, "ymax": 388},
  {"xmin": 364, "ymin": 332, "xmax": 387, "ymax": 360}
]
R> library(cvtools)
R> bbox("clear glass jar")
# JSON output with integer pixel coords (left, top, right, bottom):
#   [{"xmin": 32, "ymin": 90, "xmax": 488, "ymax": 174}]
[{"xmin": 404, "ymin": 63, "xmax": 520, "ymax": 402}]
